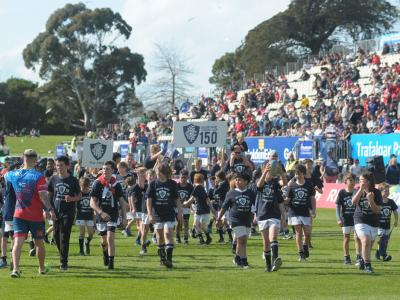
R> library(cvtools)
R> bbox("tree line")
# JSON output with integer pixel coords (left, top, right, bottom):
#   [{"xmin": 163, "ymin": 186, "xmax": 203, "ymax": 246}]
[{"xmin": 210, "ymin": 0, "xmax": 399, "ymax": 90}]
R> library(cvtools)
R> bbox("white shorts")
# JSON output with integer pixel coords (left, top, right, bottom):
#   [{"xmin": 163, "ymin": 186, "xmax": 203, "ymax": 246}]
[
  {"xmin": 378, "ymin": 228, "xmax": 391, "ymax": 236},
  {"xmin": 182, "ymin": 208, "xmax": 191, "ymax": 215},
  {"xmin": 4, "ymin": 221, "xmax": 13, "ymax": 232},
  {"xmin": 342, "ymin": 226, "xmax": 355, "ymax": 235},
  {"xmin": 47, "ymin": 219, "xmax": 54, "ymax": 226},
  {"xmin": 97, "ymin": 221, "xmax": 118, "ymax": 232},
  {"xmin": 232, "ymin": 226, "xmax": 251, "ymax": 238},
  {"xmin": 194, "ymin": 214, "xmax": 210, "ymax": 225},
  {"xmin": 355, "ymin": 223, "xmax": 378, "ymax": 240},
  {"xmin": 76, "ymin": 220, "xmax": 94, "ymax": 226},
  {"xmin": 258, "ymin": 218, "xmax": 281, "ymax": 231},
  {"xmin": 126, "ymin": 212, "xmax": 134, "ymax": 220},
  {"xmin": 141, "ymin": 213, "xmax": 150, "ymax": 225},
  {"xmin": 154, "ymin": 221, "xmax": 176, "ymax": 230},
  {"xmin": 288, "ymin": 216, "xmax": 311, "ymax": 226}
]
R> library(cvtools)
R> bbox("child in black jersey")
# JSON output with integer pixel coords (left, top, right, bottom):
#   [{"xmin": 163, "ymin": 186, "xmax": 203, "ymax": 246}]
[
  {"xmin": 217, "ymin": 172, "xmax": 256, "ymax": 269},
  {"xmin": 335, "ymin": 173, "xmax": 361, "ymax": 265},
  {"xmin": 375, "ymin": 183, "xmax": 398, "ymax": 261},
  {"xmin": 76, "ymin": 177, "xmax": 94, "ymax": 256}
]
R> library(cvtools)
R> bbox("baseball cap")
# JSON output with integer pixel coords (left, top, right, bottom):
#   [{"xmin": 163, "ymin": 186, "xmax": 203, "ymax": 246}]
[{"xmin": 23, "ymin": 149, "xmax": 38, "ymax": 157}]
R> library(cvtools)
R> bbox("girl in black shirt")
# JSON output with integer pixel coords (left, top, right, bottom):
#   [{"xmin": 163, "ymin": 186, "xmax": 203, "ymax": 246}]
[
  {"xmin": 217, "ymin": 172, "xmax": 256, "ymax": 269},
  {"xmin": 76, "ymin": 177, "xmax": 94, "ymax": 256},
  {"xmin": 184, "ymin": 174, "xmax": 216, "ymax": 245},
  {"xmin": 147, "ymin": 163, "xmax": 183, "ymax": 268},
  {"xmin": 352, "ymin": 171, "xmax": 382, "ymax": 274}
]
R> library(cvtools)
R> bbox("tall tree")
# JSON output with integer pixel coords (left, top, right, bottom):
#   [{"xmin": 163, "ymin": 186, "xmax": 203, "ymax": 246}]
[
  {"xmin": 23, "ymin": 3, "xmax": 147, "ymax": 131},
  {"xmin": 149, "ymin": 43, "xmax": 193, "ymax": 113},
  {"xmin": 0, "ymin": 78, "xmax": 45, "ymax": 132},
  {"xmin": 209, "ymin": 52, "xmax": 242, "ymax": 90},
  {"xmin": 214, "ymin": 0, "xmax": 399, "ymax": 77}
]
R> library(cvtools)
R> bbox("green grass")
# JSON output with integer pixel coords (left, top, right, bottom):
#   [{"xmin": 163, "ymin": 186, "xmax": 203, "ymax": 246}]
[
  {"xmin": 4, "ymin": 135, "xmax": 74, "ymax": 157},
  {"xmin": 1, "ymin": 209, "xmax": 399, "ymax": 300}
]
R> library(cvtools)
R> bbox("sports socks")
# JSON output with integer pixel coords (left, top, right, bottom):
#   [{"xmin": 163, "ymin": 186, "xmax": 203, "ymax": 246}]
[{"xmin": 271, "ymin": 241, "xmax": 279, "ymax": 260}]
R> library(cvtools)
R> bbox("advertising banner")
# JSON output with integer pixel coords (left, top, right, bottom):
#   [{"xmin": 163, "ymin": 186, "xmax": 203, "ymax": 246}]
[
  {"xmin": 298, "ymin": 140, "xmax": 313, "ymax": 160},
  {"xmin": 350, "ymin": 133, "xmax": 400, "ymax": 166},
  {"xmin": 245, "ymin": 136, "xmax": 299, "ymax": 165}
]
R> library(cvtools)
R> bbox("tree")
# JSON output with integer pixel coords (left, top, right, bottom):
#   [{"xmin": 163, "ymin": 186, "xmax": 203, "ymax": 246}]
[
  {"xmin": 0, "ymin": 78, "xmax": 45, "ymax": 132},
  {"xmin": 214, "ymin": 0, "xmax": 399, "ymax": 76},
  {"xmin": 209, "ymin": 52, "xmax": 242, "ymax": 90},
  {"xmin": 23, "ymin": 3, "xmax": 147, "ymax": 131},
  {"xmin": 148, "ymin": 43, "xmax": 193, "ymax": 113}
]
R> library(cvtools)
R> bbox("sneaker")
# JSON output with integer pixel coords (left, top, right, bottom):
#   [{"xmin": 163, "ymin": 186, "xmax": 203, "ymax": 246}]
[
  {"xmin": 217, "ymin": 238, "xmax": 225, "ymax": 243},
  {"xmin": 135, "ymin": 238, "xmax": 141, "ymax": 246},
  {"xmin": 272, "ymin": 257, "xmax": 282, "ymax": 271},
  {"xmin": 233, "ymin": 256, "xmax": 241, "ymax": 267},
  {"xmin": 205, "ymin": 237, "xmax": 212, "ymax": 245},
  {"xmin": 241, "ymin": 258, "xmax": 249, "ymax": 270},
  {"xmin": 0, "ymin": 260, "xmax": 7, "ymax": 268},
  {"xmin": 145, "ymin": 240, "xmax": 151, "ymax": 247},
  {"xmin": 10, "ymin": 270, "xmax": 21, "ymax": 278},
  {"xmin": 60, "ymin": 264, "xmax": 68, "ymax": 271},
  {"xmin": 364, "ymin": 265, "xmax": 374, "ymax": 274},
  {"xmin": 160, "ymin": 259, "xmax": 166, "ymax": 266},
  {"xmin": 126, "ymin": 228, "xmax": 133, "ymax": 237},
  {"xmin": 383, "ymin": 255, "xmax": 392, "ymax": 262},
  {"xmin": 121, "ymin": 229, "xmax": 127, "ymax": 236},
  {"xmin": 264, "ymin": 266, "xmax": 272, "ymax": 272},
  {"xmin": 108, "ymin": 261, "xmax": 114, "ymax": 270},
  {"xmin": 139, "ymin": 249, "xmax": 147, "ymax": 256},
  {"xmin": 358, "ymin": 259, "xmax": 365, "ymax": 270},
  {"xmin": 190, "ymin": 228, "xmax": 196, "ymax": 238},
  {"xmin": 79, "ymin": 251, "xmax": 85, "ymax": 256},
  {"xmin": 298, "ymin": 253, "xmax": 306, "ymax": 262},
  {"xmin": 164, "ymin": 260, "xmax": 173, "ymax": 268},
  {"xmin": 304, "ymin": 248, "xmax": 310, "ymax": 258},
  {"xmin": 375, "ymin": 250, "xmax": 380, "ymax": 260},
  {"xmin": 344, "ymin": 256, "xmax": 352, "ymax": 265},
  {"xmin": 283, "ymin": 234, "xmax": 292, "ymax": 240},
  {"xmin": 38, "ymin": 266, "xmax": 49, "ymax": 275},
  {"xmin": 183, "ymin": 240, "xmax": 189, "ymax": 245},
  {"xmin": 355, "ymin": 258, "xmax": 361, "ymax": 267},
  {"xmin": 29, "ymin": 248, "xmax": 36, "ymax": 257}
]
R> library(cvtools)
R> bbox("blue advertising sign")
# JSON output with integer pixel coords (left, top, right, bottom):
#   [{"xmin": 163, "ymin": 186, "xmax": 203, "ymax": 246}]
[
  {"xmin": 197, "ymin": 147, "xmax": 208, "ymax": 159},
  {"xmin": 351, "ymin": 133, "xmax": 400, "ymax": 166},
  {"xmin": 119, "ymin": 144, "xmax": 129, "ymax": 158},
  {"xmin": 56, "ymin": 145, "xmax": 65, "ymax": 158},
  {"xmin": 298, "ymin": 140, "xmax": 313, "ymax": 160},
  {"xmin": 245, "ymin": 136, "xmax": 299, "ymax": 165}
]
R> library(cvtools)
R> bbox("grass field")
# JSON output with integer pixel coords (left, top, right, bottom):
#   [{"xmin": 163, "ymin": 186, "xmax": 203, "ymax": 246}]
[
  {"xmin": 1, "ymin": 209, "xmax": 399, "ymax": 300},
  {"xmin": 4, "ymin": 135, "xmax": 74, "ymax": 157}
]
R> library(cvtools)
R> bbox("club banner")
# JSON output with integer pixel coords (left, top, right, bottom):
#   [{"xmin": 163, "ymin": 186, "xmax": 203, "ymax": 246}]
[
  {"xmin": 56, "ymin": 145, "xmax": 65, "ymax": 158},
  {"xmin": 350, "ymin": 133, "xmax": 400, "ymax": 166},
  {"xmin": 173, "ymin": 121, "xmax": 227, "ymax": 147},
  {"xmin": 245, "ymin": 136, "xmax": 299, "ymax": 165},
  {"xmin": 82, "ymin": 139, "xmax": 113, "ymax": 168}
]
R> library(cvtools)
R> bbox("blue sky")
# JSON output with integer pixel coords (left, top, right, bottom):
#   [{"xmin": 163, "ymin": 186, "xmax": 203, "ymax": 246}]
[{"xmin": 0, "ymin": 0, "xmax": 291, "ymax": 96}]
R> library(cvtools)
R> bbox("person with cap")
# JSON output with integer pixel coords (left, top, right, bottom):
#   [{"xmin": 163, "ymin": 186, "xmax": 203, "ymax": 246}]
[{"xmin": 5, "ymin": 149, "xmax": 55, "ymax": 278}]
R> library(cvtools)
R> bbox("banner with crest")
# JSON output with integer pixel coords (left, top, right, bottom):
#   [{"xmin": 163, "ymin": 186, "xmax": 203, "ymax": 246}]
[
  {"xmin": 82, "ymin": 139, "xmax": 113, "ymax": 168},
  {"xmin": 173, "ymin": 121, "xmax": 227, "ymax": 148}
]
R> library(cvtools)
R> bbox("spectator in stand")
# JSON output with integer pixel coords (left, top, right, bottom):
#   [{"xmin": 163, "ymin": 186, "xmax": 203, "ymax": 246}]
[
  {"xmin": 321, "ymin": 150, "xmax": 339, "ymax": 183},
  {"xmin": 231, "ymin": 132, "xmax": 248, "ymax": 153},
  {"xmin": 350, "ymin": 159, "xmax": 363, "ymax": 178},
  {"xmin": 385, "ymin": 154, "xmax": 400, "ymax": 185}
]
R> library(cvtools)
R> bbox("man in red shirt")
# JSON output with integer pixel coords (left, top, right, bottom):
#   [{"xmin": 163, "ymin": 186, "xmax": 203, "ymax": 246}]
[{"xmin": 5, "ymin": 149, "xmax": 55, "ymax": 278}]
